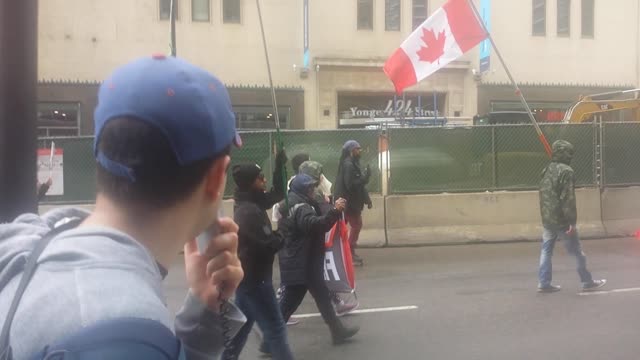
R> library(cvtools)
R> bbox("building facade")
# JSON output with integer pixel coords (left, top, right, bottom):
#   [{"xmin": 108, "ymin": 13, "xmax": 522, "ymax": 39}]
[
  {"xmin": 476, "ymin": 0, "xmax": 640, "ymax": 122},
  {"xmin": 36, "ymin": 0, "xmax": 640, "ymax": 135}
]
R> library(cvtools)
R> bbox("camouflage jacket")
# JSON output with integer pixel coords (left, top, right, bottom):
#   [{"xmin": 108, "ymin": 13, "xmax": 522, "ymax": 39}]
[{"xmin": 539, "ymin": 140, "xmax": 577, "ymax": 229}]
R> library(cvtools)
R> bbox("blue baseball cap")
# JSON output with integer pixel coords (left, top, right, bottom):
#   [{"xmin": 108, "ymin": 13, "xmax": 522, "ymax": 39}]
[
  {"xmin": 94, "ymin": 54, "xmax": 241, "ymax": 181},
  {"xmin": 343, "ymin": 140, "xmax": 361, "ymax": 152}
]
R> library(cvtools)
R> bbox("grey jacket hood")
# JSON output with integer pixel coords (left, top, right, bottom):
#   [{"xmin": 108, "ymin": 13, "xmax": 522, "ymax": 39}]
[
  {"xmin": 0, "ymin": 208, "xmax": 92, "ymax": 289},
  {"xmin": 0, "ymin": 207, "xmax": 244, "ymax": 360}
]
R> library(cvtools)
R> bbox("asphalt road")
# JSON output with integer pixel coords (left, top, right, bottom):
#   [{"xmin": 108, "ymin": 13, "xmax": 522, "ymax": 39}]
[{"xmin": 164, "ymin": 237, "xmax": 640, "ymax": 360}]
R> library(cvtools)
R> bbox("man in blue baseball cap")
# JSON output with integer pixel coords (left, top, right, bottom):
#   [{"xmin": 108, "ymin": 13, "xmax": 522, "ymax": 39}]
[{"xmin": 0, "ymin": 55, "xmax": 245, "ymax": 359}]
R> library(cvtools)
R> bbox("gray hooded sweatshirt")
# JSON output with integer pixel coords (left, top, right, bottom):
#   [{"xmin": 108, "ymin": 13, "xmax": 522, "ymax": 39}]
[{"xmin": 0, "ymin": 207, "xmax": 245, "ymax": 360}]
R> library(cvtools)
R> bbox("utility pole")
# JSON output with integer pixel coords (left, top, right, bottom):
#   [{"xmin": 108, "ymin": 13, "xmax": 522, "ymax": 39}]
[
  {"xmin": 171, "ymin": 0, "xmax": 177, "ymax": 56},
  {"xmin": 0, "ymin": 0, "xmax": 39, "ymax": 222}
]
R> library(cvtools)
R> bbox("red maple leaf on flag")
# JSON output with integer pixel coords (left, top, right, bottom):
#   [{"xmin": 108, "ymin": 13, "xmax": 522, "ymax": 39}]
[{"xmin": 417, "ymin": 28, "xmax": 446, "ymax": 64}]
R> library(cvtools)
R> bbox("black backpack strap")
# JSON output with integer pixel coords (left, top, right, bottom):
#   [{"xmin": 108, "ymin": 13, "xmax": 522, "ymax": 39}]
[{"xmin": 0, "ymin": 218, "xmax": 82, "ymax": 359}]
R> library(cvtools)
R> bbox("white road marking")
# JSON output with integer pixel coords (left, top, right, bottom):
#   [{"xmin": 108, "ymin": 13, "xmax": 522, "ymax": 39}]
[
  {"xmin": 578, "ymin": 287, "xmax": 640, "ymax": 296},
  {"xmin": 291, "ymin": 305, "xmax": 419, "ymax": 319}
]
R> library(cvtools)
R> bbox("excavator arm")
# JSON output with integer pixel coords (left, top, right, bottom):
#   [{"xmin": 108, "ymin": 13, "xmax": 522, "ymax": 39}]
[{"xmin": 564, "ymin": 89, "xmax": 640, "ymax": 123}]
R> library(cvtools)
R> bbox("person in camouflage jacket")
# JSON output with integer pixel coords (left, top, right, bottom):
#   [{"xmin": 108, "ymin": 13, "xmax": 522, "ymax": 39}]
[{"xmin": 537, "ymin": 140, "xmax": 607, "ymax": 293}]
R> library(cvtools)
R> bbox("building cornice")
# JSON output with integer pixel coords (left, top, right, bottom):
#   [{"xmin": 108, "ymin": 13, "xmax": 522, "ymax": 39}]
[
  {"xmin": 38, "ymin": 80, "xmax": 303, "ymax": 91},
  {"xmin": 480, "ymin": 81, "xmax": 635, "ymax": 89},
  {"xmin": 314, "ymin": 57, "xmax": 470, "ymax": 70}
]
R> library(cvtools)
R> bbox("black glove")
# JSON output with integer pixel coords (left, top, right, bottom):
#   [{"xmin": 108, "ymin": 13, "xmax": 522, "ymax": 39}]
[{"xmin": 363, "ymin": 164, "xmax": 371, "ymax": 180}]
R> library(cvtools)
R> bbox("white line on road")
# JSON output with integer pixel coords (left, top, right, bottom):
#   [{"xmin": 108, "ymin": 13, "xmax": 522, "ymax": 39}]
[
  {"xmin": 291, "ymin": 305, "xmax": 419, "ymax": 319},
  {"xmin": 578, "ymin": 287, "xmax": 640, "ymax": 296}
]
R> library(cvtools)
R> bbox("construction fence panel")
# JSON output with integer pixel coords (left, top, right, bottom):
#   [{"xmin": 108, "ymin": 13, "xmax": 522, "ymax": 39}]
[
  {"xmin": 278, "ymin": 129, "xmax": 381, "ymax": 194},
  {"xmin": 38, "ymin": 137, "xmax": 96, "ymax": 203},
  {"xmin": 388, "ymin": 126, "xmax": 494, "ymax": 193},
  {"xmin": 603, "ymin": 122, "xmax": 640, "ymax": 186},
  {"xmin": 493, "ymin": 124, "xmax": 595, "ymax": 189},
  {"xmin": 39, "ymin": 130, "xmax": 381, "ymax": 204}
]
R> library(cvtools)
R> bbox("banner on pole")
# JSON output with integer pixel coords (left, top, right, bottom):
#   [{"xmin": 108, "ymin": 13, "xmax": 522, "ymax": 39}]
[
  {"xmin": 37, "ymin": 147, "xmax": 64, "ymax": 195},
  {"xmin": 479, "ymin": 0, "xmax": 491, "ymax": 73},
  {"xmin": 324, "ymin": 220, "xmax": 355, "ymax": 293}
]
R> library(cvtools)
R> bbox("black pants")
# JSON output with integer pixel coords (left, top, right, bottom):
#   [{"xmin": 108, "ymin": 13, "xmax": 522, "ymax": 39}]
[{"xmin": 279, "ymin": 279, "xmax": 340, "ymax": 332}]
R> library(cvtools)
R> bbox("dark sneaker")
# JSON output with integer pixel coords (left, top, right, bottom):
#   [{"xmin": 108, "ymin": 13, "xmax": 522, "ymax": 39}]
[
  {"xmin": 332, "ymin": 325, "xmax": 360, "ymax": 345},
  {"xmin": 352, "ymin": 253, "xmax": 364, "ymax": 266},
  {"xmin": 537, "ymin": 284, "xmax": 562, "ymax": 293},
  {"xmin": 259, "ymin": 342, "xmax": 272, "ymax": 357},
  {"xmin": 582, "ymin": 279, "xmax": 607, "ymax": 292}
]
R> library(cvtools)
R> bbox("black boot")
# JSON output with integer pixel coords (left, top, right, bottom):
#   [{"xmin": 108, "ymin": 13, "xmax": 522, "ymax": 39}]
[{"xmin": 330, "ymin": 320, "xmax": 360, "ymax": 345}]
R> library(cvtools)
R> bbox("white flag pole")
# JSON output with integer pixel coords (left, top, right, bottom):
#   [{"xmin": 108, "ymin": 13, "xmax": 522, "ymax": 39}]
[
  {"xmin": 49, "ymin": 141, "xmax": 55, "ymax": 179},
  {"xmin": 466, "ymin": 0, "xmax": 552, "ymax": 158}
]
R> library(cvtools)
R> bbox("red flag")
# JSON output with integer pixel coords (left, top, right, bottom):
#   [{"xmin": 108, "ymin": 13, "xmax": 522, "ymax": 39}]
[{"xmin": 383, "ymin": 0, "xmax": 486, "ymax": 94}]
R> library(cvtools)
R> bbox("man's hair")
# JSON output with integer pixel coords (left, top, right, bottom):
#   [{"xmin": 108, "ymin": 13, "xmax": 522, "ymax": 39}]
[
  {"xmin": 291, "ymin": 153, "xmax": 310, "ymax": 173},
  {"xmin": 96, "ymin": 117, "xmax": 229, "ymax": 210}
]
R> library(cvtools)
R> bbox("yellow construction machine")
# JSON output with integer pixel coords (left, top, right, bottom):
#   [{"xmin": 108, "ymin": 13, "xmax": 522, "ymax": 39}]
[{"xmin": 564, "ymin": 89, "xmax": 640, "ymax": 123}]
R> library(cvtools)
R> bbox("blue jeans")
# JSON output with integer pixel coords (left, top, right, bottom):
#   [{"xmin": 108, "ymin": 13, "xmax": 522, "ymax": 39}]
[
  {"xmin": 538, "ymin": 227, "xmax": 593, "ymax": 288},
  {"xmin": 221, "ymin": 281, "xmax": 294, "ymax": 360}
]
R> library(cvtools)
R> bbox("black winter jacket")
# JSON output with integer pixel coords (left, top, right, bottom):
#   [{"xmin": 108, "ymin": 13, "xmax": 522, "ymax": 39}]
[
  {"xmin": 334, "ymin": 156, "xmax": 371, "ymax": 213},
  {"xmin": 234, "ymin": 154, "xmax": 286, "ymax": 285},
  {"xmin": 277, "ymin": 191, "xmax": 341, "ymax": 286}
]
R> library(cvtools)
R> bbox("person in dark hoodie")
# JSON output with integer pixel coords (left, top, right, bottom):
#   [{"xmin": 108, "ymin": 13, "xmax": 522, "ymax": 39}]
[
  {"xmin": 221, "ymin": 150, "xmax": 295, "ymax": 360},
  {"xmin": 538, "ymin": 140, "xmax": 607, "ymax": 293},
  {"xmin": 277, "ymin": 174, "xmax": 360, "ymax": 345},
  {"xmin": 334, "ymin": 140, "xmax": 372, "ymax": 266}
]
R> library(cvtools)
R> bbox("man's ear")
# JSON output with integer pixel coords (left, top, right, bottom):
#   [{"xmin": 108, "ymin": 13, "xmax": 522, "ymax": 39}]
[{"xmin": 204, "ymin": 155, "xmax": 231, "ymax": 202}]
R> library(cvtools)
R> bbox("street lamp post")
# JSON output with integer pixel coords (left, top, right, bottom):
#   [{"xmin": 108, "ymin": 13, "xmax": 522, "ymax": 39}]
[{"xmin": 0, "ymin": 0, "xmax": 39, "ymax": 222}]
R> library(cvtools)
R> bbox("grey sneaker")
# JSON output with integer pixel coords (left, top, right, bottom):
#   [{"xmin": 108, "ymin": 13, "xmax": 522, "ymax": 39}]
[
  {"xmin": 335, "ymin": 300, "xmax": 359, "ymax": 317},
  {"xmin": 286, "ymin": 318, "xmax": 300, "ymax": 326},
  {"xmin": 537, "ymin": 284, "xmax": 562, "ymax": 293},
  {"xmin": 582, "ymin": 279, "xmax": 607, "ymax": 292}
]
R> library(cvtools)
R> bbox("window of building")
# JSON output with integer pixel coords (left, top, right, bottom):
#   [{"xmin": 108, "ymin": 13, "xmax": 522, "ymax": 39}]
[
  {"xmin": 160, "ymin": 0, "xmax": 178, "ymax": 20},
  {"xmin": 357, "ymin": 0, "xmax": 374, "ymax": 30},
  {"xmin": 37, "ymin": 103, "xmax": 81, "ymax": 137},
  {"xmin": 234, "ymin": 106, "xmax": 290, "ymax": 130},
  {"xmin": 385, "ymin": 0, "xmax": 401, "ymax": 31},
  {"xmin": 223, "ymin": 0, "xmax": 241, "ymax": 23},
  {"xmin": 581, "ymin": 0, "xmax": 594, "ymax": 37},
  {"xmin": 532, "ymin": 0, "xmax": 546, "ymax": 36},
  {"xmin": 490, "ymin": 101, "xmax": 571, "ymax": 122},
  {"xmin": 557, "ymin": 0, "xmax": 571, "ymax": 36},
  {"xmin": 192, "ymin": 0, "xmax": 210, "ymax": 21},
  {"xmin": 412, "ymin": 0, "xmax": 428, "ymax": 30}
]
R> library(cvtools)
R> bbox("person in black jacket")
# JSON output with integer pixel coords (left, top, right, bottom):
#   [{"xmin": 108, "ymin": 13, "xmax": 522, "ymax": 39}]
[
  {"xmin": 221, "ymin": 150, "xmax": 295, "ymax": 360},
  {"xmin": 334, "ymin": 140, "xmax": 372, "ymax": 266},
  {"xmin": 277, "ymin": 174, "xmax": 360, "ymax": 345}
]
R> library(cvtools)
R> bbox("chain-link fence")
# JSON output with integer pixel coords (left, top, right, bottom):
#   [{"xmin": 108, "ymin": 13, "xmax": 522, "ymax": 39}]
[
  {"xmin": 279, "ymin": 129, "xmax": 381, "ymax": 194},
  {"xmin": 37, "ymin": 137, "xmax": 96, "ymax": 203},
  {"xmin": 38, "ymin": 129, "xmax": 381, "ymax": 203},
  {"xmin": 388, "ymin": 123, "xmax": 597, "ymax": 194},
  {"xmin": 37, "ymin": 123, "xmax": 640, "ymax": 203},
  {"xmin": 603, "ymin": 122, "xmax": 640, "ymax": 186}
]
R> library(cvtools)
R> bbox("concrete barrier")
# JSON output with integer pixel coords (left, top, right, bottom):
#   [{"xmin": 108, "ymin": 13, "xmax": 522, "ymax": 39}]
[
  {"xmin": 356, "ymin": 195, "xmax": 386, "ymax": 248},
  {"xmin": 37, "ymin": 189, "xmax": 610, "ymax": 247},
  {"xmin": 601, "ymin": 187, "xmax": 640, "ymax": 237},
  {"xmin": 385, "ymin": 188, "xmax": 605, "ymax": 246}
]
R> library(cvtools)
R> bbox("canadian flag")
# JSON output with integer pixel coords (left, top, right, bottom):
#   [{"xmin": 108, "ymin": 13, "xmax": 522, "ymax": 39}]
[{"xmin": 383, "ymin": 0, "xmax": 487, "ymax": 94}]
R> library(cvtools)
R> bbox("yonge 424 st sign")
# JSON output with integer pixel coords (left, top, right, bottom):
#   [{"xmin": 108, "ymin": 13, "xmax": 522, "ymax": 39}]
[{"xmin": 348, "ymin": 99, "xmax": 439, "ymax": 119}]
